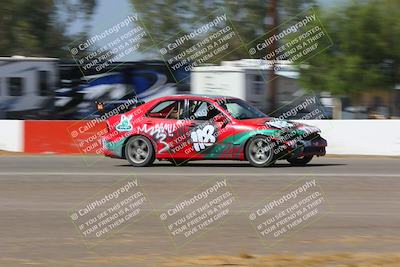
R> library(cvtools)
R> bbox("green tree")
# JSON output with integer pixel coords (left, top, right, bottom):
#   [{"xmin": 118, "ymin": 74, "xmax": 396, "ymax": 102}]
[
  {"xmin": 130, "ymin": 0, "xmax": 317, "ymax": 59},
  {"xmin": 299, "ymin": 0, "xmax": 400, "ymax": 96},
  {"xmin": 0, "ymin": 0, "xmax": 97, "ymax": 58}
]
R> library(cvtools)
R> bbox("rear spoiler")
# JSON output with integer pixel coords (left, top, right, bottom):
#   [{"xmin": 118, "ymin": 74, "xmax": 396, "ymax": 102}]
[{"xmin": 95, "ymin": 99, "xmax": 145, "ymax": 115}]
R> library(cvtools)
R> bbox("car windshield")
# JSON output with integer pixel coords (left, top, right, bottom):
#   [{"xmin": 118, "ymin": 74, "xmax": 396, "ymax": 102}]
[{"xmin": 218, "ymin": 98, "xmax": 267, "ymax": 119}]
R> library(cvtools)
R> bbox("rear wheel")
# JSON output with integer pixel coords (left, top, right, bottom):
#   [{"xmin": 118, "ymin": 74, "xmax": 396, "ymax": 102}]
[
  {"xmin": 125, "ymin": 136, "xmax": 155, "ymax": 167},
  {"xmin": 287, "ymin": 156, "xmax": 313, "ymax": 166},
  {"xmin": 245, "ymin": 135, "xmax": 275, "ymax": 167}
]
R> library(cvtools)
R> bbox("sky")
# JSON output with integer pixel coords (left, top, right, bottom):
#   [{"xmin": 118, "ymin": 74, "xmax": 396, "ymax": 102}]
[
  {"xmin": 69, "ymin": 0, "xmax": 344, "ymax": 35},
  {"xmin": 68, "ymin": 0, "xmax": 133, "ymax": 36},
  {"xmin": 67, "ymin": 0, "xmax": 345, "ymax": 61}
]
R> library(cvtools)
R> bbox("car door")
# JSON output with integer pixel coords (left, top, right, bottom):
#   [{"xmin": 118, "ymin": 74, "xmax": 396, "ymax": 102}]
[
  {"xmin": 142, "ymin": 99, "xmax": 185, "ymax": 155},
  {"xmin": 181, "ymin": 99, "xmax": 236, "ymax": 160}
]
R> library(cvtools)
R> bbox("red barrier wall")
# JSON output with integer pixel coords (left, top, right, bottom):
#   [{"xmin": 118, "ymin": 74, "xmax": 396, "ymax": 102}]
[{"xmin": 24, "ymin": 120, "xmax": 106, "ymax": 154}]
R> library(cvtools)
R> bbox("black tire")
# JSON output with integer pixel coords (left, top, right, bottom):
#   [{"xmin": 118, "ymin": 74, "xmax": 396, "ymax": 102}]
[
  {"xmin": 287, "ymin": 156, "xmax": 313, "ymax": 166},
  {"xmin": 168, "ymin": 159, "xmax": 189, "ymax": 166},
  {"xmin": 245, "ymin": 135, "xmax": 275, "ymax": 167},
  {"xmin": 125, "ymin": 136, "xmax": 155, "ymax": 167}
]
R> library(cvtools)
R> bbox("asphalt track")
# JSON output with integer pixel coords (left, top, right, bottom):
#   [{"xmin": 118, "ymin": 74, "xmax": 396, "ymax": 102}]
[{"xmin": 1, "ymin": 155, "xmax": 400, "ymax": 266}]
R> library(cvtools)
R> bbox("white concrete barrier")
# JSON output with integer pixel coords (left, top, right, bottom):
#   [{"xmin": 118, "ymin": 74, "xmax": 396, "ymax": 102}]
[
  {"xmin": 297, "ymin": 120, "xmax": 400, "ymax": 156},
  {"xmin": 0, "ymin": 120, "xmax": 399, "ymax": 155},
  {"xmin": 0, "ymin": 120, "xmax": 24, "ymax": 152}
]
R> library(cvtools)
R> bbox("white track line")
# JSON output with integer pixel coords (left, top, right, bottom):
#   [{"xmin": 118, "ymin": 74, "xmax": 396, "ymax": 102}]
[{"xmin": 0, "ymin": 172, "xmax": 399, "ymax": 177}]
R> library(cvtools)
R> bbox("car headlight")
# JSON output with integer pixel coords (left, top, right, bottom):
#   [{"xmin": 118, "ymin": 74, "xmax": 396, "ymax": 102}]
[
  {"xmin": 298, "ymin": 125, "xmax": 321, "ymax": 134},
  {"xmin": 265, "ymin": 120, "xmax": 294, "ymax": 129}
]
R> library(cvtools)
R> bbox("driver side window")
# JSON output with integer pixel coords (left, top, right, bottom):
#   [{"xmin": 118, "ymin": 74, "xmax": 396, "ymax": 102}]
[{"xmin": 188, "ymin": 100, "xmax": 221, "ymax": 120}]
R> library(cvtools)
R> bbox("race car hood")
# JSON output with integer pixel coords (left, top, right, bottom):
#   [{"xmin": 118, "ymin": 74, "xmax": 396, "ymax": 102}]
[{"xmin": 242, "ymin": 117, "xmax": 321, "ymax": 134}]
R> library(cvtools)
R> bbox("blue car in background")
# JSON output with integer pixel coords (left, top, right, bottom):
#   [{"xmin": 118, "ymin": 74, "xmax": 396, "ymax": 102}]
[{"xmin": 55, "ymin": 61, "xmax": 190, "ymax": 119}]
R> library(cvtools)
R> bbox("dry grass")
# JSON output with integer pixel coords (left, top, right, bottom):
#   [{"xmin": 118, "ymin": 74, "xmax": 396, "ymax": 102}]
[
  {"xmin": 165, "ymin": 252, "xmax": 400, "ymax": 267},
  {"xmin": 2, "ymin": 252, "xmax": 400, "ymax": 266}
]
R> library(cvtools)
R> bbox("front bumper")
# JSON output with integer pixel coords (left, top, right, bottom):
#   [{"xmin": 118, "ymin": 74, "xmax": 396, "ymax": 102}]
[
  {"xmin": 275, "ymin": 136, "xmax": 327, "ymax": 159},
  {"xmin": 297, "ymin": 137, "xmax": 327, "ymax": 157}
]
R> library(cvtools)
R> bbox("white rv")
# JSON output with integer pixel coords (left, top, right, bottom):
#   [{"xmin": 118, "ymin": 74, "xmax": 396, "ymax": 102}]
[
  {"xmin": 0, "ymin": 56, "xmax": 58, "ymax": 119},
  {"xmin": 0, "ymin": 57, "xmax": 187, "ymax": 119},
  {"xmin": 191, "ymin": 59, "xmax": 302, "ymax": 113}
]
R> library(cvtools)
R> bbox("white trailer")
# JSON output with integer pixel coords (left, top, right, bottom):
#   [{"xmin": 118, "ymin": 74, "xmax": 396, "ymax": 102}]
[
  {"xmin": 0, "ymin": 56, "xmax": 58, "ymax": 118},
  {"xmin": 191, "ymin": 59, "xmax": 302, "ymax": 113}
]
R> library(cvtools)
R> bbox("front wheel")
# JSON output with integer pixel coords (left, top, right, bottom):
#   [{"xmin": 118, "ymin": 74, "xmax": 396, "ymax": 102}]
[
  {"xmin": 245, "ymin": 135, "xmax": 275, "ymax": 167},
  {"xmin": 287, "ymin": 156, "xmax": 313, "ymax": 166},
  {"xmin": 125, "ymin": 136, "xmax": 155, "ymax": 167}
]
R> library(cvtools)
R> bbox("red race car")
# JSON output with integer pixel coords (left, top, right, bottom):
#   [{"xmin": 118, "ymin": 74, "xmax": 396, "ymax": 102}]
[{"xmin": 102, "ymin": 95, "xmax": 327, "ymax": 167}]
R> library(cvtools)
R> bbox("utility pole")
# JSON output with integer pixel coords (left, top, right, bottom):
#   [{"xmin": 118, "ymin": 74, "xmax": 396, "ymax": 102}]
[{"xmin": 268, "ymin": 0, "xmax": 278, "ymax": 113}]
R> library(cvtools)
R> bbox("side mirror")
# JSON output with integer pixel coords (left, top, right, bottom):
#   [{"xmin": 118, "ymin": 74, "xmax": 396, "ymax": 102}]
[{"xmin": 95, "ymin": 101, "xmax": 105, "ymax": 114}]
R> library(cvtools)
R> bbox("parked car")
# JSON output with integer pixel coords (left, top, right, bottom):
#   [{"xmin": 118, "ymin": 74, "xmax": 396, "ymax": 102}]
[{"xmin": 102, "ymin": 94, "xmax": 327, "ymax": 167}]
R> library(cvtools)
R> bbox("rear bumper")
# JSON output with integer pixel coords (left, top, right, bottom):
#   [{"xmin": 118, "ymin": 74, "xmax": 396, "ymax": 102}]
[
  {"xmin": 102, "ymin": 138, "xmax": 126, "ymax": 159},
  {"xmin": 104, "ymin": 149, "xmax": 124, "ymax": 159}
]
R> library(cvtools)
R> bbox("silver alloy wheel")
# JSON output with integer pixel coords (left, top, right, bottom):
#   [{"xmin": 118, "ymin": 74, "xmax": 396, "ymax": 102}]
[
  {"xmin": 127, "ymin": 137, "xmax": 149, "ymax": 164},
  {"xmin": 248, "ymin": 137, "xmax": 272, "ymax": 164}
]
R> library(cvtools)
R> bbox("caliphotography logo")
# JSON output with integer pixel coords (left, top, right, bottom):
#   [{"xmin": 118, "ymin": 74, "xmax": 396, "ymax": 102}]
[
  {"xmin": 68, "ymin": 177, "xmax": 152, "ymax": 247},
  {"xmin": 159, "ymin": 178, "xmax": 237, "ymax": 248},
  {"xmin": 249, "ymin": 178, "xmax": 331, "ymax": 248}
]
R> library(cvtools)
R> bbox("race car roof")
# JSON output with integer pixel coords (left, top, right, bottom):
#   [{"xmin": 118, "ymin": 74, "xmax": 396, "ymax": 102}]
[{"xmin": 172, "ymin": 94, "xmax": 237, "ymax": 100}]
